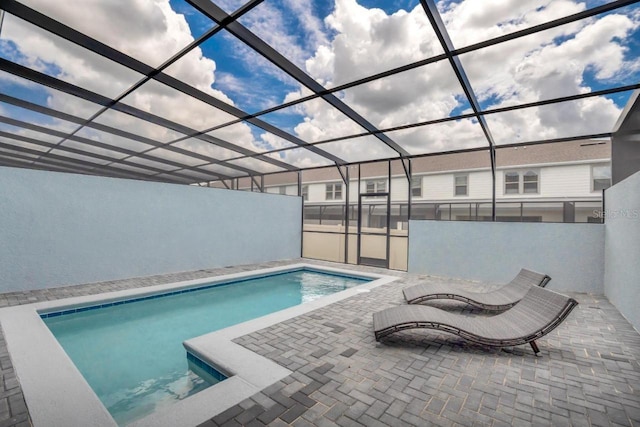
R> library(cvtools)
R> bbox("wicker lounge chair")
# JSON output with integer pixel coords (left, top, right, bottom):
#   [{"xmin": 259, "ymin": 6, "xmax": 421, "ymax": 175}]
[
  {"xmin": 403, "ymin": 268, "xmax": 551, "ymax": 311},
  {"xmin": 373, "ymin": 285, "xmax": 577, "ymax": 354}
]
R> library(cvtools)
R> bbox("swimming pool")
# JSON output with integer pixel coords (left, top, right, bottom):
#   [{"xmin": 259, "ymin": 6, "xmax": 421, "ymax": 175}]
[
  {"xmin": 0, "ymin": 264, "xmax": 397, "ymax": 427},
  {"xmin": 41, "ymin": 268, "xmax": 370, "ymax": 425}
]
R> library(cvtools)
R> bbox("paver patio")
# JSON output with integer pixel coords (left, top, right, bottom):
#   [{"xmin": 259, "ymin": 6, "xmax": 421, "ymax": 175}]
[{"xmin": 1, "ymin": 260, "xmax": 638, "ymax": 427}]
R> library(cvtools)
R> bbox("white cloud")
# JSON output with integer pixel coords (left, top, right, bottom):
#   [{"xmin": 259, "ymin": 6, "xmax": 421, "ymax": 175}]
[
  {"xmin": 265, "ymin": 146, "xmax": 334, "ymax": 169},
  {"xmin": 288, "ymin": 0, "xmax": 475, "ymax": 157},
  {"xmin": 457, "ymin": 9, "xmax": 638, "ymax": 143},
  {"xmin": 319, "ymin": 135, "xmax": 401, "ymax": 162},
  {"xmin": 460, "ymin": 13, "xmax": 637, "ymax": 104},
  {"xmin": 211, "ymin": 0, "xmax": 248, "ymax": 15},
  {"xmin": 1, "ymin": 0, "xmax": 281, "ymax": 173},
  {"xmin": 19, "ymin": 0, "xmax": 193, "ymax": 68},
  {"xmin": 281, "ymin": 0, "xmax": 638, "ymax": 159},
  {"xmin": 277, "ymin": 0, "xmax": 462, "ymax": 161},
  {"xmin": 259, "ymin": 132, "xmax": 297, "ymax": 151},
  {"xmin": 439, "ymin": 0, "xmax": 587, "ymax": 48},
  {"xmin": 282, "ymin": 0, "xmax": 330, "ymax": 52},
  {"xmin": 485, "ymin": 96, "xmax": 621, "ymax": 144},
  {"xmin": 385, "ymin": 119, "xmax": 489, "ymax": 154},
  {"xmin": 239, "ymin": 0, "xmax": 329, "ymax": 72},
  {"xmin": 0, "ymin": 14, "xmax": 142, "ymax": 98},
  {"xmin": 1, "ymin": 0, "xmax": 637, "ymax": 173},
  {"xmin": 194, "ymin": 30, "xmax": 302, "ymax": 108},
  {"xmin": 309, "ymin": 0, "xmax": 442, "ymax": 87},
  {"xmin": 290, "ymin": 98, "xmax": 363, "ymax": 142}
]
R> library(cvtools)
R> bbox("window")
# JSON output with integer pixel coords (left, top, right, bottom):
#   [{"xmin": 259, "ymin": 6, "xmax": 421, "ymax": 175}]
[
  {"xmin": 592, "ymin": 165, "xmax": 611, "ymax": 192},
  {"xmin": 278, "ymin": 186, "xmax": 286, "ymax": 195},
  {"xmin": 301, "ymin": 185, "xmax": 309, "ymax": 201},
  {"xmin": 505, "ymin": 172, "xmax": 520, "ymax": 194},
  {"xmin": 325, "ymin": 183, "xmax": 342, "ymax": 200},
  {"xmin": 366, "ymin": 179, "xmax": 386, "ymax": 194},
  {"xmin": 411, "ymin": 177, "xmax": 422, "ymax": 197},
  {"xmin": 366, "ymin": 180, "xmax": 386, "ymax": 198},
  {"xmin": 523, "ymin": 171, "xmax": 538, "ymax": 193},
  {"xmin": 454, "ymin": 175, "xmax": 468, "ymax": 196},
  {"xmin": 504, "ymin": 170, "xmax": 539, "ymax": 194},
  {"xmin": 366, "ymin": 181, "xmax": 374, "ymax": 193}
]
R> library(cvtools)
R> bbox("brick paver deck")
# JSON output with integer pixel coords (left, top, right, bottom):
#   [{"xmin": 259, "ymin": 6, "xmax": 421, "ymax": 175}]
[{"xmin": 1, "ymin": 260, "xmax": 639, "ymax": 426}]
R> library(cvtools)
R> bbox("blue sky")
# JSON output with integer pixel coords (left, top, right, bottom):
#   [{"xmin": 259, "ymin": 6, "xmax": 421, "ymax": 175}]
[
  {"xmin": 173, "ymin": 0, "xmax": 639, "ymax": 153},
  {"xmin": 197, "ymin": 31, "xmax": 301, "ymax": 113},
  {"xmin": 169, "ymin": 0, "xmax": 640, "ymax": 118},
  {"xmin": 358, "ymin": 0, "xmax": 420, "ymax": 14},
  {"xmin": 0, "ymin": 0, "xmax": 638, "ymax": 165},
  {"xmin": 0, "ymin": 74, "xmax": 50, "ymax": 109},
  {"xmin": 167, "ymin": 0, "xmax": 216, "ymax": 38}
]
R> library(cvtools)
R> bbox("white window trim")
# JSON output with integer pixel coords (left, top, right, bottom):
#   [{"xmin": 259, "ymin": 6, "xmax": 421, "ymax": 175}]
[
  {"xmin": 454, "ymin": 174, "xmax": 468, "ymax": 197},
  {"xmin": 522, "ymin": 170, "xmax": 539, "ymax": 195},
  {"xmin": 503, "ymin": 169, "xmax": 539, "ymax": 195},
  {"xmin": 325, "ymin": 182, "xmax": 343, "ymax": 200},
  {"xmin": 504, "ymin": 171, "xmax": 520, "ymax": 195},
  {"xmin": 365, "ymin": 179, "xmax": 387, "ymax": 197},
  {"xmin": 411, "ymin": 176, "xmax": 422, "ymax": 198}
]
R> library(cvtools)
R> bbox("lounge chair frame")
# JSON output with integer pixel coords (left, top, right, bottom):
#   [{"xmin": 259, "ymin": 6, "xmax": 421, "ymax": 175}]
[
  {"xmin": 404, "ymin": 268, "xmax": 551, "ymax": 311},
  {"xmin": 374, "ymin": 286, "xmax": 578, "ymax": 354}
]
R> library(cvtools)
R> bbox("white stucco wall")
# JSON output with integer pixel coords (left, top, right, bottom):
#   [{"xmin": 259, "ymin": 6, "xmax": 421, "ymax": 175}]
[
  {"xmin": 604, "ymin": 171, "xmax": 640, "ymax": 332},
  {"xmin": 0, "ymin": 167, "xmax": 301, "ymax": 292},
  {"xmin": 408, "ymin": 220, "xmax": 604, "ymax": 292}
]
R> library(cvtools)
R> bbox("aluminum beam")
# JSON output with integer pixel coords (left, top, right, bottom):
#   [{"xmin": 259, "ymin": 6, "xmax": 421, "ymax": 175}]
[
  {"xmin": 1, "ymin": 0, "xmax": 344, "ymax": 166},
  {"xmin": 187, "ymin": 0, "xmax": 409, "ymax": 158}
]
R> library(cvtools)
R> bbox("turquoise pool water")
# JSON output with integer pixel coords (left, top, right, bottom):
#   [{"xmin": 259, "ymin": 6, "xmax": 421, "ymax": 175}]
[{"xmin": 43, "ymin": 269, "xmax": 369, "ymax": 425}]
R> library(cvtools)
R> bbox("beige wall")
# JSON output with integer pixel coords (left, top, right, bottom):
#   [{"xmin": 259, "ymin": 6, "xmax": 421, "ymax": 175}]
[{"xmin": 302, "ymin": 224, "xmax": 408, "ymax": 270}]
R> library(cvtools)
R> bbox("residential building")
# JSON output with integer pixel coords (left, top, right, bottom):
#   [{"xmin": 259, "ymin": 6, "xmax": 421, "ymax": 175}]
[{"xmin": 263, "ymin": 139, "xmax": 611, "ymax": 225}]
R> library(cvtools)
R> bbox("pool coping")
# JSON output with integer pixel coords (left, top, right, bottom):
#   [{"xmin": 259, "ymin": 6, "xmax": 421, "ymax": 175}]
[{"xmin": 0, "ymin": 263, "xmax": 398, "ymax": 427}]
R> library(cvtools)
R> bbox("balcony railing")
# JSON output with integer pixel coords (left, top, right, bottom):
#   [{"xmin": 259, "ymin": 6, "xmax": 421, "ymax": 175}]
[{"xmin": 303, "ymin": 200, "xmax": 604, "ymax": 228}]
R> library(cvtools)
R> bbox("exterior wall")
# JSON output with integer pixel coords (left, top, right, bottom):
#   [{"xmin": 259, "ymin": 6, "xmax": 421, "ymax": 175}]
[
  {"xmin": 402, "ymin": 171, "xmax": 493, "ymax": 201},
  {"xmin": 292, "ymin": 161, "xmax": 604, "ymax": 204},
  {"xmin": 539, "ymin": 164, "xmax": 591, "ymax": 198},
  {"xmin": 422, "ymin": 174, "xmax": 456, "ymax": 200},
  {"xmin": 310, "ymin": 181, "xmax": 335, "ymax": 202},
  {"xmin": 349, "ymin": 182, "xmax": 359, "ymax": 201},
  {"xmin": 604, "ymin": 171, "xmax": 640, "ymax": 331},
  {"xmin": 408, "ymin": 220, "xmax": 604, "ymax": 292},
  {"xmin": 302, "ymin": 225, "xmax": 408, "ymax": 270},
  {"xmin": 468, "ymin": 170, "xmax": 493, "ymax": 199},
  {"xmin": 302, "ymin": 230, "xmax": 345, "ymax": 263},
  {"xmin": 495, "ymin": 163, "xmax": 602, "ymax": 199},
  {"xmin": 390, "ymin": 176, "xmax": 408, "ymax": 201},
  {"xmin": 265, "ymin": 185, "xmax": 298, "ymax": 196},
  {"xmin": 0, "ymin": 167, "xmax": 301, "ymax": 293}
]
